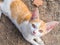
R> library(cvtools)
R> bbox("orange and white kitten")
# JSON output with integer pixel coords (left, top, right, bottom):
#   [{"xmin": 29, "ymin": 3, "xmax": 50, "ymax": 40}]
[{"xmin": 0, "ymin": 0, "xmax": 59, "ymax": 45}]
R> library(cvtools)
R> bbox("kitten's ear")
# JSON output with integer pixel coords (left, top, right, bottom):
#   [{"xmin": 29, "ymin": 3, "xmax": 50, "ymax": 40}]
[
  {"xmin": 30, "ymin": 8, "xmax": 40, "ymax": 20},
  {"xmin": 46, "ymin": 21, "xmax": 59, "ymax": 32}
]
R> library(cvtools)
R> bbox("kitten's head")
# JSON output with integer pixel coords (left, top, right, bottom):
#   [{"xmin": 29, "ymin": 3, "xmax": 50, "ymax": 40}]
[{"xmin": 27, "ymin": 8, "xmax": 59, "ymax": 37}]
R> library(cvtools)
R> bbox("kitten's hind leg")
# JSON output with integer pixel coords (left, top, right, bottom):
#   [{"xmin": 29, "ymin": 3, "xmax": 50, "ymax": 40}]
[{"xmin": 35, "ymin": 37, "xmax": 44, "ymax": 45}]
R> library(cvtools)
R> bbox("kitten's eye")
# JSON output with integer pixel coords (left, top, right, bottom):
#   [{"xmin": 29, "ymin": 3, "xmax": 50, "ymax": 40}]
[
  {"xmin": 32, "ymin": 24, "xmax": 36, "ymax": 28},
  {"xmin": 39, "ymin": 30, "xmax": 43, "ymax": 33}
]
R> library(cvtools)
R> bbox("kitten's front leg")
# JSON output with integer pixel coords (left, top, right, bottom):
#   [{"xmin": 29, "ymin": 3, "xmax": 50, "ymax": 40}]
[
  {"xmin": 25, "ymin": 37, "xmax": 39, "ymax": 45},
  {"xmin": 35, "ymin": 37, "xmax": 44, "ymax": 45}
]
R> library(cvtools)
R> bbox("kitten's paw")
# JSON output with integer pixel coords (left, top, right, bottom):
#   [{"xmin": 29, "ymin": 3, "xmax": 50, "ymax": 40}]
[
  {"xmin": 38, "ymin": 41, "xmax": 45, "ymax": 45},
  {"xmin": 33, "ymin": 43, "xmax": 39, "ymax": 45},
  {"xmin": 35, "ymin": 38, "xmax": 45, "ymax": 45}
]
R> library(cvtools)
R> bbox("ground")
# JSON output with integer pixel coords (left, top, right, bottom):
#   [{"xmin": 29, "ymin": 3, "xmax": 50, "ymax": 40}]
[{"xmin": 0, "ymin": 0, "xmax": 60, "ymax": 45}]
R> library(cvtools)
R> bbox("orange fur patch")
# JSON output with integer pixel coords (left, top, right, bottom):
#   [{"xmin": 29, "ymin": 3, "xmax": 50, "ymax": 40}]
[{"xmin": 10, "ymin": 0, "xmax": 32, "ymax": 24}]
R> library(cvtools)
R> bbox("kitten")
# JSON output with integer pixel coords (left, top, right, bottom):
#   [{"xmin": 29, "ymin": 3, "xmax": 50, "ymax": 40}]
[{"xmin": 0, "ymin": 0, "xmax": 59, "ymax": 45}]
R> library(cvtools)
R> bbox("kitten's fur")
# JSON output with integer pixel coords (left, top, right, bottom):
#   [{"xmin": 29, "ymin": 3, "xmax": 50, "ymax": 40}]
[{"xmin": 0, "ymin": 0, "xmax": 59, "ymax": 45}]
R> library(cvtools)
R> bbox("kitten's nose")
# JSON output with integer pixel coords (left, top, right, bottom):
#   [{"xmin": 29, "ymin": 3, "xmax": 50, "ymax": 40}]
[{"xmin": 33, "ymin": 31, "xmax": 36, "ymax": 34}]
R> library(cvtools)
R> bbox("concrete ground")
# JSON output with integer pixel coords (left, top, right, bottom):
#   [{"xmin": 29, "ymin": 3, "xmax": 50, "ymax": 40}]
[{"xmin": 0, "ymin": 0, "xmax": 60, "ymax": 45}]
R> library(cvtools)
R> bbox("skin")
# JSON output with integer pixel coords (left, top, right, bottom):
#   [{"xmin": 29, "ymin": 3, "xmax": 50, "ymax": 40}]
[{"xmin": 0, "ymin": 0, "xmax": 59, "ymax": 45}]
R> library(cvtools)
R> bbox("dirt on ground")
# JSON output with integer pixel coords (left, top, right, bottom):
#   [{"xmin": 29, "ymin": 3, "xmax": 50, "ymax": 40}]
[{"xmin": 0, "ymin": 0, "xmax": 60, "ymax": 45}]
